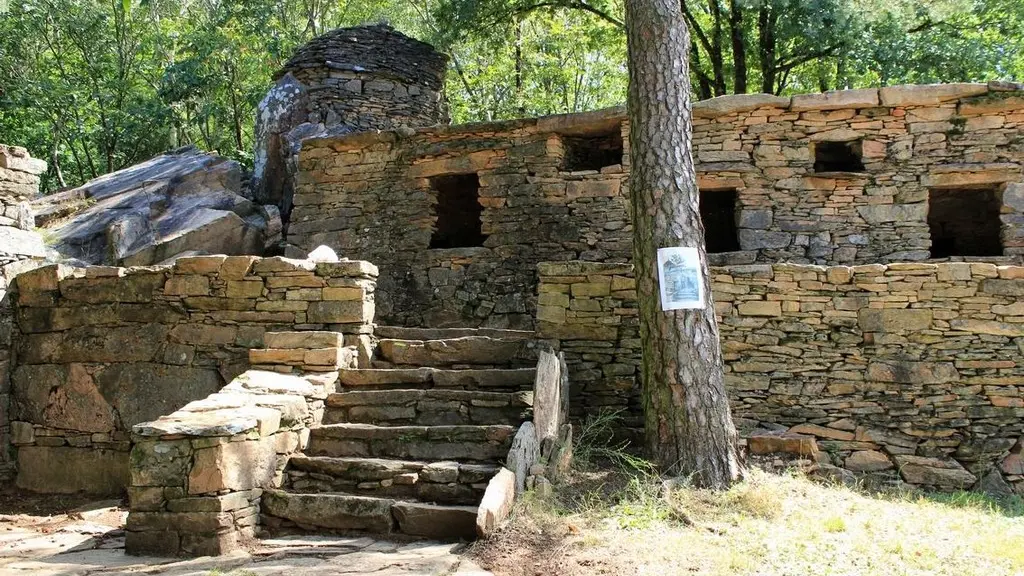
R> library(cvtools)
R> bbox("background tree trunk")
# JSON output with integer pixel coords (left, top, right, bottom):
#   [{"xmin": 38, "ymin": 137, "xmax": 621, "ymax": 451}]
[{"xmin": 624, "ymin": 0, "xmax": 741, "ymax": 489}]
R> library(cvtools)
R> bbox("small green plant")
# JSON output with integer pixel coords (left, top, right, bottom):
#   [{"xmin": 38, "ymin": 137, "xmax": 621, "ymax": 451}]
[
  {"xmin": 946, "ymin": 115, "xmax": 967, "ymax": 136},
  {"xmin": 823, "ymin": 515, "xmax": 847, "ymax": 533}
]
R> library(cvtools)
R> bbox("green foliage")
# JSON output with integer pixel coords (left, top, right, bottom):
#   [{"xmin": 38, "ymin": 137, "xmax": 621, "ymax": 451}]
[{"xmin": 2, "ymin": 0, "xmax": 1021, "ymax": 193}]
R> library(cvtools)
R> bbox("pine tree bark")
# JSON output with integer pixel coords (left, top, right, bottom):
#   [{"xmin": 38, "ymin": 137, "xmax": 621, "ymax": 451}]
[{"xmin": 624, "ymin": 0, "xmax": 741, "ymax": 489}]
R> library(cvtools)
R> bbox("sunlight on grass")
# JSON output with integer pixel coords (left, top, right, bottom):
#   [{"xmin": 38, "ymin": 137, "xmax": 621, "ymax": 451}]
[{"xmin": 477, "ymin": 412, "xmax": 1024, "ymax": 576}]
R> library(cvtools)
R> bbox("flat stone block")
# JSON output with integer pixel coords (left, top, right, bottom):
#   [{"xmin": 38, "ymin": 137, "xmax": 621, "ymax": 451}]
[{"xmin": 17, "ymin": 445, "xmax": 128, "ymax": 495}]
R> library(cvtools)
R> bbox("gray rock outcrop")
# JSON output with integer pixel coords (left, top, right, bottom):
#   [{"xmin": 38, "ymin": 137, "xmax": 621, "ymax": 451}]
[{"xmin": 34, "ymin": 147, "xmax": 281, "ymax": 266}]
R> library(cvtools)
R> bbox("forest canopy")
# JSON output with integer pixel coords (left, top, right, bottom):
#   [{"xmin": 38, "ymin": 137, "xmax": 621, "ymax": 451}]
[{"xmin": 1, "ymin": 0, "xmax": 1022, "ymax": 192}]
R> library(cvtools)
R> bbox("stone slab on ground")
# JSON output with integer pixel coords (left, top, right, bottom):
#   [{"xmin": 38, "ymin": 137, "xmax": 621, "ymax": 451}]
[{"xmin": 0, "ymin": 500, "xmax": 491, "ymax": 576}]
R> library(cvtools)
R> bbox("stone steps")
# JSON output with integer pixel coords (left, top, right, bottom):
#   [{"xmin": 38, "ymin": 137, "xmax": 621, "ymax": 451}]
[
  {"xmin": 307, "ymin": 423, "xmax": 515, "ymax": 461},
  {"xmin": 375, "ymin": 326, "xmax": 535, "ymax": 341},
  {"xmin": 376, "ymin": 336, "xmax": 538, "ymax": 368},
  {"xmin": 323, "ymin": 389, "xmax": 532, "ymax": 426},
  {"xmin": 260, "ymin": 328, "xmax": 534, "ymax": 542},
  {"xmin": 261, "ymin": 490, "xmax": 478, "ymax": 540},
  {"xmin": 284, "ymin": 455, "xmax": 498, "ymax": 504},
  {"xmin": 337, "ymin": 367, "xmax": 536, "ymax": 391}
]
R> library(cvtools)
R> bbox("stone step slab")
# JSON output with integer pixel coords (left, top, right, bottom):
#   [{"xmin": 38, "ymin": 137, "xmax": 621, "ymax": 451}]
[
  {"xmin": 377, "ymin": 337, "xmax": 537, "ymax": 367},
  {"xmin": 323, "ymin": 389, "xmax": 532, "ymax": 426},
  {"xmin": 392, "ymin": 502, "xmax": 478, "ymax": 540},
  {"xmin": 338, "ymin": 367, "xmax": 535, "ymax": 390},
  {"xmin": 261, "ymin": 489, "xmax": 480, "ymax": 541},
  {"xmin": 375, "ymin": 326, "xmax": 535, "ymax": 341},
  {"xmin": 285, "ymin": 455, "xmax": 498, "ymax": 504},
  {"xmin": 307, "ymin": 424, "xmax": 516, "ymax": 461},
  {"xmin": 261, "ymin": 490, "xmax": 394, "ymax": 532}
]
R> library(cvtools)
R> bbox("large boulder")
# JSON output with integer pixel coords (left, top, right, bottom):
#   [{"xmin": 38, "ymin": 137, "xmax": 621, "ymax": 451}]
[{"xmin": 34, "ymin": 147, "xmax": 281, "ymax": 266}]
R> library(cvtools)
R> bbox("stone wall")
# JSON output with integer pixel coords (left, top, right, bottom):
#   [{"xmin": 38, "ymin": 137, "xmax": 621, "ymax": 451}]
[
  {"xmin": 0, "ymin": 144, "xmax": 46, "ymax": 483},
  {"xmin": 290, "ymin": 109, "xmax": 630, "ymax": 329},
  {"xmin": 126, "ymin": 367, "xmax": 338, "ymax": 556},
  {"xmin": 537, "ymin": 261, "xmax": 1024, "ymax": 493},
  {"xmin": 290, "ymin": 82, "xmax": 1024, "ymax": 329},
  {"xmin": 253, "ymin": 24, "xmax": 449, "ymax": 221},
  {"xmin": 9, "ymin": 255, "xmax": 377, "ymax": 494}
]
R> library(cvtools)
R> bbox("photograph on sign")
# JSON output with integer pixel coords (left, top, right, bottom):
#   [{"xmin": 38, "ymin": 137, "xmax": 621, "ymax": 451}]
[{"xmin": 657, "ymin": 246, "xmax": 704, "ymax": 310}]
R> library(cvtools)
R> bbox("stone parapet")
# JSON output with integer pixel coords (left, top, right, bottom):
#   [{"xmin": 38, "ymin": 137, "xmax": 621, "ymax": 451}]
[
  {"xmin": 125, "ymin": 369, "xmax": 332, "ymax": 556},
  {"xmin": 537, "ymin": 260, "xmax": 1024, "ymax": 493},
  {"xmin": 8, "ymin": 255, "xmax": 377, "ymax": 494}
]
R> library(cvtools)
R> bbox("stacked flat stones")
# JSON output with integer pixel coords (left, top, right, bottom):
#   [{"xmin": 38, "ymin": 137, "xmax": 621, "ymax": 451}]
[
  {"xmin": 537, "ymin": 260, "xmax": 1024, "ymax": 495},
  {"xmin": 0, "ymin": 144, "xmax": 45, "ymax": 483},
  {"xmin": 280, "ymin": 23, "xmax": 449, "ymax": 130}
]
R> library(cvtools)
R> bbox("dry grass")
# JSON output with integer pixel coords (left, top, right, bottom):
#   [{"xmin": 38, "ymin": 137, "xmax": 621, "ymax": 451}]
[
  {"xmin": 473, "ymin": 469, "xmax": 1024, "ymax": 576},
  {"xmin": 471, "ymin": 414, "xmax": 1024, "ymax": 576}
]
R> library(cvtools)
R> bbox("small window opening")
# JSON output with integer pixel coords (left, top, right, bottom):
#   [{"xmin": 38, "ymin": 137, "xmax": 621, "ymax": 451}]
[
  {"xmin": 562, "ymin": 130, "xmax": 624, "ymax": 171},
  {"xmin": 814, "ymin": 140, "xmax": 865, "ymax": 173},
  {"xmin": 429, "ymin": 174, "xmax": 486, "ymax": 249},
  {"xmin": 928, "ymin": 188, "xmax": 1002, "ymax": 258},
  {"xmin": 700, "ymin": 189, "xmax": 740, "ymax": 253}
]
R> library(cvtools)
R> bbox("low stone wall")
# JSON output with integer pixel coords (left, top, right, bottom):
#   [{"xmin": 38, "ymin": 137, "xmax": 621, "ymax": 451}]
[
  {"xmin": 126, "ymin": 368, "xmax": 334, "ymax": 556},
  {"xmin": 0, "ymin": 144, "xmax": 46, "ymax": 483},
  {"xmin": 9, "ymin": 255, "xmax": 377, "ymax": 494},
  {"xmin": 537, "ymin": 261, "xmax": 1024, "ymax": 492}
]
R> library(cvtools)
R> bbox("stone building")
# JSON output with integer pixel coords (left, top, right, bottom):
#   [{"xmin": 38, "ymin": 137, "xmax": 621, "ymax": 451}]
[
  {"xmin": 252, "ymin": 24, "xmax": 449, "ymax": 223},
  {"xmin": 289, "ymin": 83, "xmax": 1024, "ymax": 329}
]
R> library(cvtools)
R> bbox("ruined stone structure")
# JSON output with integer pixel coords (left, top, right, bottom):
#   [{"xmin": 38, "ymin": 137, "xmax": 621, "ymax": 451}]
[
  {"xmin": 290, "ymin": 83, "xmax": 1024, "ymax": 330},
  {"xmin": 0, "ymin": 145, "xmax": 46, "ymax": 482},
  {"xmin": 4, "ymin": 22, "xmax": 1024, "ymax": 556},
  {"xmin": 252, "ymin": 24, "xmax": 449, "ymax": 222}
]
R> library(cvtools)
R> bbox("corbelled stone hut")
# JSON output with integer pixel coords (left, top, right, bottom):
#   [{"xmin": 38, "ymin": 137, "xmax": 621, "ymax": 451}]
[{"xmin": 252, "ymin": 24, "xmax": 449, "ymax": 223}]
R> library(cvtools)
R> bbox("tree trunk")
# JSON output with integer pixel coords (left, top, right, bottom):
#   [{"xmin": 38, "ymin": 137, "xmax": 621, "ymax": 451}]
[
  {"xmin": 624, "ymin": 0, "xmax": 741, "ymax": 489},
  {"xmin": 757, "ymin": 3, "xmax": 777, "ymax": 95},
  {"xmin": 729, "ymin": 0, "xmax": 747, "ymax": 94}
]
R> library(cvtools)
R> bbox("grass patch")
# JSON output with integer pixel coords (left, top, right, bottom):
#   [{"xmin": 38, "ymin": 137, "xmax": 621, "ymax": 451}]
[{"xmin": 472, "ymin": 412, "xmax": 1024, "ymax": 576}]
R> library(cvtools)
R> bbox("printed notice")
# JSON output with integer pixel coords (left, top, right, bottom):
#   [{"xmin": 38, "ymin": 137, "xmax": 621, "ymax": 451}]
[{"xmin": 657, "ymin": 246, "xmax": 704, "ymax": 311}]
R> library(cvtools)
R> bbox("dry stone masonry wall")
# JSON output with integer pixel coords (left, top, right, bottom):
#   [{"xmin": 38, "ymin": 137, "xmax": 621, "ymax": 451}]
[
  {"xmin": 0, "ymin": 144, "xmax": 46, "ymax": 483},
  {"xmin": 538, "ymin": 261, "xmax": 1024, "ymax": 493},
  {"xmin": 290, "ymin": 109, "xmax": 630, "ymax": 330},
  {"xmin": 9, "ymin": 255, "xmax": 377, "ymax": 494},
  {"xmin": 291, "ymin": 82, "xmax": 1024, "ymax": 329}
]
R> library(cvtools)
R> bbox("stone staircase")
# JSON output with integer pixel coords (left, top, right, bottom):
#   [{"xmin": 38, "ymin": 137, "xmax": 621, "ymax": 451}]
[{"xmin": 260, "ymin": 327, "xmax": 538, "ymax": 540}]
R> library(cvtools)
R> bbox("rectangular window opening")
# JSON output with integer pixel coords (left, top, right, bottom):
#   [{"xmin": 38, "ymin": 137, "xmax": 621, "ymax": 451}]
[
  {"xmin": 814, "ymin": 140, "xmax": 865, "ymax": 173},
  {"xmin": 429, "ymin": 174, "xmax": 487, "ymax": 249},
  {"xmin": 562, "ymin": 129, "xmax": 624, "ymax": 172},
  {"xmin": 928, "ymin": 188, "xmax": 1002, "ymax": 258},
  {"xmin": 700, "ymin": 189, "xmax": 741, "ymax": 253}
]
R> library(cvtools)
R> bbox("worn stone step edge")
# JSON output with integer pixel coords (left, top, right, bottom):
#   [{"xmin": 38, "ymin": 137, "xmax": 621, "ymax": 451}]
[
  {"xmin": 288, "ymin": 454, "xmax": 500, "ymax": 482},
  {"xmin": 325, "ymin": 388, "xmax": 533, "ymax": 407},
  {"xmin": 311, "ymin": 423, "xmax": 517, "ymax": 440},
  {"xmin": 375, "ymin": 326, "xmax": 535, "ymax": 341},
  {"xmin": 338, "ymin": 367, "xmax": 536, "ymax": 387},
  {"xmin": 261, "ymin": 489, "xmax": 478, "ymax": 539}
]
